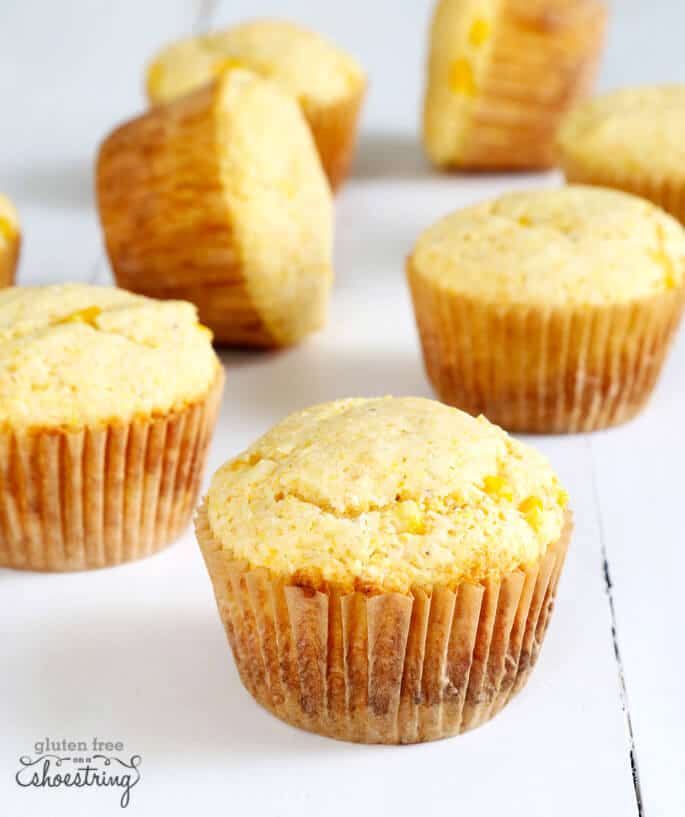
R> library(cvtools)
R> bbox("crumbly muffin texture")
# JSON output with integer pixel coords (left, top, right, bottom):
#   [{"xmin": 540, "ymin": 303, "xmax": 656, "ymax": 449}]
[
  {"xmin": 558, "ymin": 86, "xmax": 685, "ymax": 180},
  {"xmin": 410, "ymin": 186, "xmax": 685, "ymax": 305},
  {"xmin": 147, "ymin": 19, "xmax": 365, "ymax": 108},
  {"xmin": 0, "ymin": 284, "xmax": 219, "ymax": 431},
  {"xmin": 216, "ymin": 69, "xmax": 333, "ymax": 343},
  {"xmin": 207, "ymin": 397, "xmax": 568, "ymax": 593}
]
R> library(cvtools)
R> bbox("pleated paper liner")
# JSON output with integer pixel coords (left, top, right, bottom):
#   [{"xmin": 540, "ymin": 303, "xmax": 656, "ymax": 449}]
[
  {"xmin": 97, "ymin": 77, "xmax": 333, "ymax": 349},
  {"xmin": 96, "ymin": 82, "xmax": 276, "ymax": 348},
  {"xmin": 196, "ymin": 501, "xmax": 572, "ymax": 744},
  {"xmin": 408, "ymin": 264, "xmax": 685, "ymax": 433},
  {"xmin": 560, "ymin": 154, "xmax": 685, "ymax": 228},
  {"xmin": 0, "ymin": 230, "xmax": 20, "ymax": 287},
  {"xmin": 303, "ymin": 87, "xmax": 366, "ymax": 192},
  {"xmin": 0, "ymin": 370, "xmax": 224, "ymax": 572},
  {"xmin": 449, "ymin": 0, "xmax": 606, "ymax": 169}
]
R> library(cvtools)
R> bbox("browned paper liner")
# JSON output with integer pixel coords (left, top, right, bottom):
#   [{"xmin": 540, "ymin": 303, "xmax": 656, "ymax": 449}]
[
  {"xmin": 0, "ymin": 230, "xmax": 20, "ymax": 288},
  {"xmin": 408, "ymin": 261, "xmax": 685, "ymax": 433},
  {"xmin": 97, "ymin": 81, "xmax": 334, "ymax": 348},
  {"xmin": 196, "ymin": 502, "xmax": 572, "ymax": 744},
  {"xmin": 0, "ymin": 370, "xmax": 224, "ymax": 571},
  {"xmin": 560, "ymin": 153, "xmax": 685, "ymax": 228},
  {"xmin": 96, "ymin": 84, "xmax": 279, "ymax": 348},
  {"xmin": 304, "ymin": 88, "xmax": 366, "ymax": 192},
  {"xmin": 427, "ymin": 0, "xmax": 606, "ymax": 170}
]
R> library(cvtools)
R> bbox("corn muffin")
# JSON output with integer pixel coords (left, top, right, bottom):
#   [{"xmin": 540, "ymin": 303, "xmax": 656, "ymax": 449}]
[
  {"xmin": 97, "ymin": 69, "xmax": 333, "ymax": 348},
  {"xmin": 196, "ymin": 397, "xmax": 571, "ymax": 743},
  {"xmin": 559, "ymin": 85, "xmax": 685, "ymax": 225},
  {"xmin": 146, "ymin": 19, "xmax": 367, "ymax": 190},
  {"xmin": 0, "ymin": 195, "xmax": 20, "ymax": 287},
  {"xmin": 0, "ymin": 283, "xmax": 224, "ymax": 571},
  {"xmin": 423, "ymin": 0, "xmax": 607, "ymax": 170},
  {"xmin": 408, "ymin": 186, "xmax": 685, "ymax": 432}
]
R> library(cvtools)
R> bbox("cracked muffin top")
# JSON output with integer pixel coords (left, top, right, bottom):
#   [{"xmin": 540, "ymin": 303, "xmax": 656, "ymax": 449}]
[
  {"xmin": 146, "ymin": 19, "xmax": 366, "ymax": 109},
  {"xmin": 206, "ymin": 397, "xmax": 569, "ymax": 593},
  {"xmin": 0, "ymin": 284, "xmax": 220, "ymax": 431},
  {"xmin": 409, "ymin": 186, "xmax": 685, "ymax": 306}
]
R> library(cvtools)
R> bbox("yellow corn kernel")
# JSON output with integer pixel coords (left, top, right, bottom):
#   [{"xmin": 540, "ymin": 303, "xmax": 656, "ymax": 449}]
[
  {"xmin": 146, "ymin": 62, "xmax": 164, "ymax": 96},
  {"xmin": 519, "ymin": 496, "xmax": 543, "ymax": 530},
  {"xmin": 483, "ymin": 475, "xmax": 513, "ymax": 501},
  {"xmin": 557, "ymin": 487, "xmax": 569, "ymax": 508},
  {"xmin": 396, "ymin": 500, "xmax": 425, "ymax": 535},
  {"xmin": 651, "ymin": 224, "xmax": 682, "ymax": 289},
  {"xmin": 213, "ymin": 57, "xmax": 245, "ymax": 78},
  {"xmin": 197, "ymin": 323, "xmax": 214, "ymax": 341},
  {"xmin": 468, "ymin": 18, "xmax": 491, "ymax": 47},
  {"xmin": 0, "ymin": 215, "xmax": 16, "ymax": 241},
  {"xmin": 650, "ymin": 248, "xmax": 679, "ymax": 289},
  {"xmin": 57, "ymin": 306, "xmax": 102, "ymax": 327},
  {"xmin": 518, "ymin": 496, "xmax": 542, "ymax": 514},
  {"xmin": 518, "ymin": 215, "xmax": 532, "ymax": 227},
  {"xmin": 449, "ymin": 58, "xmax": 476, "ymax": 96}
]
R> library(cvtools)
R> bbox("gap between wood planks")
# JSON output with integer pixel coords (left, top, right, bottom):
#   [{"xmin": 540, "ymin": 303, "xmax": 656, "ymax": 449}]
[{"xmin": 587, "ymin": 436, "xmax": 644, "ymax": 817}]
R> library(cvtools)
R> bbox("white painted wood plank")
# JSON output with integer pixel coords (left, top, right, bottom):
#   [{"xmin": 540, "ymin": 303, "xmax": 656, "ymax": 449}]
[
  {"xmin": 590, "ymin": 323, "xmax": 685, "ymax": 817},
  {"xmin": 0, "ymin": 326, "xmax": 638, "ymax": 817},
  {"xmin": 1, "ymin": 170, "xmax": 638, "ymax": 816}
]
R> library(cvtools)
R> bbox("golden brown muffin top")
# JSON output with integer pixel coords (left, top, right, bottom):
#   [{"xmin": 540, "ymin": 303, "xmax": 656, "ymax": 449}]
[{"xmin": 207, "ymin": 397, "xmax": 568, "ymax": 593}]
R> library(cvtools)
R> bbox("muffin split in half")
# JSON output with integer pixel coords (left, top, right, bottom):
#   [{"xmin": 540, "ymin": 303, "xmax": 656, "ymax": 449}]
[
  {"xmin": 97, "ymin": 69, "xmax": 334, "ymax": 348},
  {"xmin": 196, "ymin": 397, "xmax": 571, "ymax": 743}
]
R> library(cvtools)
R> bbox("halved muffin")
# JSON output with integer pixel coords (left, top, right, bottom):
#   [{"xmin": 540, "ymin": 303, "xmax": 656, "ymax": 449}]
[
  {"xmin": 97, "ymin": 69, "xmax": 334, "ymax": 347},
  {"xmin": 146, "ymin": 19, "xmax": 367, "ymax": 190},
  {"xmin": 0, "ymin": 194, "xmax": 20, "ymax": 287}
]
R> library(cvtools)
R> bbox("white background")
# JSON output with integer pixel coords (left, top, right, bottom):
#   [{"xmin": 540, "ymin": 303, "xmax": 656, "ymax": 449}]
[{"xmin": 1, "ymin": 2, "xmax": 683, "ymax": 815}]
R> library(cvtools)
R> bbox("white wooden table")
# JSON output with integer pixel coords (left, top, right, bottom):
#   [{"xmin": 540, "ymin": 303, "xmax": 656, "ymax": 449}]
[{"xmin": 1, "ymin": 2, "xmax": 682, "ymax": 815}]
